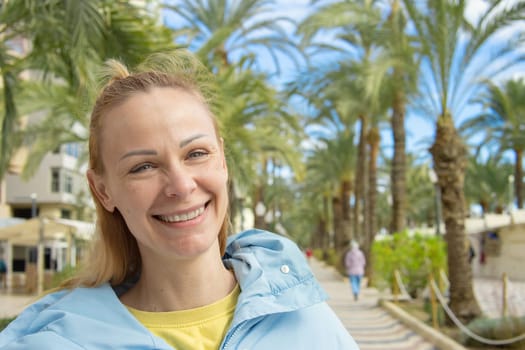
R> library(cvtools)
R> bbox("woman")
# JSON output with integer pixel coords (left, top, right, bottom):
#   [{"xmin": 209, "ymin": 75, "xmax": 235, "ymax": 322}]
[
  {"xmin": 0, "ymin": 51, "xmax": 358, "ymax": 349},
  {"xmin": 344, "ymin": 240, "xmax": 366, "ymax": 301}
]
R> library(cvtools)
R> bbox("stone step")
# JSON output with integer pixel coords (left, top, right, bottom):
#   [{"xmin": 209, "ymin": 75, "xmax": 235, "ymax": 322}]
[{"xmin": 310, "ymin": 258, "xmax": 442, "ymax": 350}]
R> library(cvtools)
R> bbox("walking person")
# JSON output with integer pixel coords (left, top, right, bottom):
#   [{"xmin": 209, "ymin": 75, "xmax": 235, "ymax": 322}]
[
  {"xmin": 0, "ymin": 50, "xmax": 359, "ymax": 349},
  {"xmin": 344, "ymin": 240, "xmax": 366, "ymax": 301}
]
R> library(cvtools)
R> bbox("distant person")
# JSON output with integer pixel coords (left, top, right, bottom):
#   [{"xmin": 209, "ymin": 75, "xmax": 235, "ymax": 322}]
[
  {"xmin": 467, "ymin": 239, "xmax": 476, "ymax": 264},
  {"xmin": 305, "ymin": 247, "xmax": 313, "ymax": 261},
  {"xmin": 344, "ymin": 241, "xmax": 366, "ymax": 301},
  {"xmin": 0, "ymin": 50, "xmax": 358, "ymax": 349},
  {"xmin": 0, "ymin": 258, "xmax": 6, "ymax": 289}
]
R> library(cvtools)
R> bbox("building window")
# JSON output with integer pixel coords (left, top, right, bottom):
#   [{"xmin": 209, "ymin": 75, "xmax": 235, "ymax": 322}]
[
  {"xmin": 61, "ymin": 209, "xmax": 71, "ymax": 219},
  {"xmin": 64, "ymin": 174, "xmax": 73, "ymax": 193},
  {"xmin": 51, "ymin": 168, "xmax": 60, "ymax": 192},
  {"xmin": 13, "ymin": 207, "xmax": 38, "ymax": 219},
  {"xmin": 51, "ymin": 168, "xmax": 74, "ymax": 194},
  {"xmin": 64, "ymin": 143, "xmax": 80, "ymax": 158}
]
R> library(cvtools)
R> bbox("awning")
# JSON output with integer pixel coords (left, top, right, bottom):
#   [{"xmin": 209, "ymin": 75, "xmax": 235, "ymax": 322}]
[{"xmin": 0, "ymin": 217, "xmax": 95, "ymax": 246}]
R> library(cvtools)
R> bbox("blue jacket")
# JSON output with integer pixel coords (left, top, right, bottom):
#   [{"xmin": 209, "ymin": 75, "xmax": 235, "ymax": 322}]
[{"xmin": 0, "ymin": 229, "xmax": 359, "ymax": 349}]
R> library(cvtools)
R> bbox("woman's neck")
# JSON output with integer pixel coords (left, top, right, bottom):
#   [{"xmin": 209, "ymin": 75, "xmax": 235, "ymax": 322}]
[{"xmin": 120, "ymin": 252, "xmax": 236, "ymax": 312}]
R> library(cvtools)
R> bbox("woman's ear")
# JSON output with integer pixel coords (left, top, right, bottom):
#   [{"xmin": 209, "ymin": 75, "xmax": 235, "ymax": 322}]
[{"xmin": 87, "ymin": 169, "xmax": 115, "ymax": 212}]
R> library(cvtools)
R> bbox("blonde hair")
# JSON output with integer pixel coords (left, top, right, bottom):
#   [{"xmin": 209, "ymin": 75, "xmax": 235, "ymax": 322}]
[{"xmin": 62, "ymin": 50, "xmax": 230, "ymax": 289}]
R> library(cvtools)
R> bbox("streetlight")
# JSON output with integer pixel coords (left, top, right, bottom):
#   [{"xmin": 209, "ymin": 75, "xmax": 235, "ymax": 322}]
[
  {"xmin": 428, "ymin": 169, "xmax": 442, "ymax": 235},
  {"xmin": 30, "ymin": 193, "xmax": 37, "ymax": 218}
]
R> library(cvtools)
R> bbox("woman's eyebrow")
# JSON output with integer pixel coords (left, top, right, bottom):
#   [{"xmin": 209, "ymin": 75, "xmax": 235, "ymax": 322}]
[
  {"xmin": 179, "ymin": 134, "xmax": 208, "ymax": 148},
  {"xmin": 118, "ymin": 134, "xmax": 210, "ymax": 161},
  {"xmin": 119, "ymin": 149, "xmax": 157, "ymax": 161}
]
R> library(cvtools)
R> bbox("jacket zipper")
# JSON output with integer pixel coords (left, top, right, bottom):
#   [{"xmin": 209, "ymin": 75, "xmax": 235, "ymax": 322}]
[{"xmin": 220, "ymin": 323, "xmax": 245, "ymax": 349}]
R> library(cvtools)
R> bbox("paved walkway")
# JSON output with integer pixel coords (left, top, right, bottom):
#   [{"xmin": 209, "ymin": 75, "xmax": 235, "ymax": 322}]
[
  {"xmin": 0, "ymin": 292, "xmax": 35, "ymax": 319},
  {"xmin": 473, "ymin": 277, "xmax": 525, "ymax": 318},
  {"xmin": 308, "ymin": 258, "xmax": 440, "ymax": 350}
]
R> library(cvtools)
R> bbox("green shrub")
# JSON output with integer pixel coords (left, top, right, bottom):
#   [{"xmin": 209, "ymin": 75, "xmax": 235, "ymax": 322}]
[
  {"xmin": 461, "ymin": 316, "xmax": 525, "ymax": 348},
  {"xmin": 423, "ymin": 296, "xmax": 445, "ymax": 326},
  {"xmin": 371, "ymin": 231, "xmax": 447, "ymax": 297},
  {"xmin": 0, "ymin": 317, "xmax": 14, "ymax": 331},
  {"xmin": 46, "ymin": 265, "xmax": 80, "ymax": 289},
  {"xmin": 312, "ymin": 248, "xmax": 324, "ymax": 261}
]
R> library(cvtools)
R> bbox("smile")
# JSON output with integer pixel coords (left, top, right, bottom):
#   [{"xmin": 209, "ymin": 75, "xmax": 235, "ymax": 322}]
[{"xmin": 156, "ymin": 206, "xmax": 205, "ymax": 223}]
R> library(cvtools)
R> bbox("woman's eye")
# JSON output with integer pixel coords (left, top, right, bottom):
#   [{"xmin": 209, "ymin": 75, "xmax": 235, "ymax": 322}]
[
  {"xmin": 130, "ymin": 163, "xmax": 154, "ymax": 173},
  {"xmin": 188, "ymin": 150, "xmax": 209, "ymax": 159}
]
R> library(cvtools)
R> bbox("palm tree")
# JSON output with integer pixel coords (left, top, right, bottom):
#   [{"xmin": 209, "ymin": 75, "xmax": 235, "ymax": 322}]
[
  {"xmin": 404, "ymin": 159, "xmax": 436, "ymax": 228},
  {"xmin": 303, "ymin": 128, "xmax": 357, "ymax": 251},
  {"xmin": 212, "ymin": 63, "xmax": 303, "ymax": 230},
  {"xmin": 461, "ymin": 78, "xmax": 525, "ymax": 209},
  {"xmin": 0, "ymin": 41, "xmax": 21, "ymax": 180},
  {"xmin": 296, "ymin": 1, "xmax": 401, "ymax": 262},
  {"xmin": 402, "ymin": 0, "xmax": 525, "ymax": 321},
  {"xmin": 163, "ymin": 0, "xmax": 301, "ymax": 74},
  {"xmin": 464, "ymin": 155, "xmax": 514, "ymax": 215},
  {"xmin": 1, "ymin": 0, "xmax": 176, "ymax": 179},
  {"xmin": 287, "ymin": 62, "xmax": 362, "ymax": 250},
  {"xmin": 368, "ymin": 0, "xmax": 419, "ymax": 234}
]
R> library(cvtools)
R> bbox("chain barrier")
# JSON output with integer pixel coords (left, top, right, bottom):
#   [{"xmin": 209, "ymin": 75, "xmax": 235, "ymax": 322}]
[
  {"xmin": 430, "ymin": 279, "xmax": 525, "ymax": 346},
  {"xmin": 439, "ymin": 269, "xmax": 450, "ymax": 290}
]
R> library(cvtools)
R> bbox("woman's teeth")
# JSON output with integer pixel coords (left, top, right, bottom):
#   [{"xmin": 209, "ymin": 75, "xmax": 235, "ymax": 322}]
[{"xmin": 158, "ymin": 206, "xmax": 205, "ymax": 223}]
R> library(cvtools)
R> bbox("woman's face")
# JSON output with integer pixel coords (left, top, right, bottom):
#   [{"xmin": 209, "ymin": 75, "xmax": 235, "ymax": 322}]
[{"xmin": 88, "ymin": 87, "xmax": 228, "ymax": 261}]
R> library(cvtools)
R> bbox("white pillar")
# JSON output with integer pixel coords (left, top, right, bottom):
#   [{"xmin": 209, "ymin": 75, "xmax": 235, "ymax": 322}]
[
  {"xmin": 6, "ymin": 240, "xmax": 13, "ymax": 292},
  {"xmin": 37, "ymin": 217, "xmax": 45, "ymax": 295}
]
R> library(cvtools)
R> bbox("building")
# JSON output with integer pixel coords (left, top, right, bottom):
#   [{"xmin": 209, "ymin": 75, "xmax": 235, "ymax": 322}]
[
  {"xmin": 5, "ymin": 142, "xmax": 91, "ymax": 221},
  {"xmin": 0, "ymin": 141, "xmax": 94, "ymax": 293},
  {"xmin": 469, "ymin": 211, "xmax": 525, "ymax": 281}
]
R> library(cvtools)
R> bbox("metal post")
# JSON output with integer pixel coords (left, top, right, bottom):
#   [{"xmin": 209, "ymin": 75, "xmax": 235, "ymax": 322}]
[
  {"xmin": 30, "ymin": 193, "xmax": 44, "ymax": 295},
  {"xmin": 502, "ymin": 272, "xmax": 508, "ymax": 318},
  {"xmin": 37, "ymin": 218, "xmax": 44, "ymax": 295},
  {"xmin": 429, "ymin": 275, "xmax": 439, "ymax": 329}
]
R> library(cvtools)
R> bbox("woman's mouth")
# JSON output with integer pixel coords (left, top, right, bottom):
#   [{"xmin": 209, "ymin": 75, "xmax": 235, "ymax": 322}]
[{"xmin": 155, "ymin": 203, "xmax": 208, "ymax": 223}]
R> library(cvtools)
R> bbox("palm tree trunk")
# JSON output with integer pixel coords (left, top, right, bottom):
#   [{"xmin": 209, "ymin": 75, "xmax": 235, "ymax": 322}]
[
  {"xmin": 364, "ymin": 126, "xmax": 380, "ymax": 279},
  {"xmin": 332, "ymin": 195, "xmax": 344, "ymax": 251},
  {"xmin": 313, "ymin": 219, "xmax": 326, "ymax": 249},
  {"xmin": 366, "ymin": 127, "xmax": 380, "ymax": 244},
  {"xmin": 390, "ymin": 90, "xmax": 407, "ymax": 233},
  {"xmin": 430, "ymin": 115, "xmax": 481, "ymax": 323},
  {"xmin": 324, "ymin": 194, "xmax": 332, "ymax": 249},
  {"xmin": 253, "ymin": 185, "xmax": 266, "ymax": 230},
  {"xmin": 341, "ymin": 179, "xmax": 353, "ymax": 243},
  {"xmin": 353, "ymin": 115, "xmax": 367, "ymax": 241},
  {"xmin": 515, "ymin": 149, "xmax": 523, "ymax": 209}
]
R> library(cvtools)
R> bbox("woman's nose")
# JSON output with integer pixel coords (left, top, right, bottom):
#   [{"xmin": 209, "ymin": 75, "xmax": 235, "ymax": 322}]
[{"xmin": 164, "ymin": 166, "xmax": 197, "ymax": 198}]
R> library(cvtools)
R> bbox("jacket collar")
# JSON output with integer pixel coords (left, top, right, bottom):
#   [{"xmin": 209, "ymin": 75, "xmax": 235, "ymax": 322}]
[{"xmin": 223, "ymin": 229, "xmax": 327, "ymax": 326}]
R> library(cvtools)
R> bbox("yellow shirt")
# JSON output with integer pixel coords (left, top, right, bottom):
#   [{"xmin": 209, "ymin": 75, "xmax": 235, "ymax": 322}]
[{"xmin": 127, "ymin": 285, "xmax": 240, "ymax": 350}]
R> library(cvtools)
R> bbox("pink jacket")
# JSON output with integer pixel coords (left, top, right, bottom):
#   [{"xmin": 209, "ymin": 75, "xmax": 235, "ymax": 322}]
[{"xmin": 344, "ymin": 248, "xmax": 366, "ymax": 276}]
